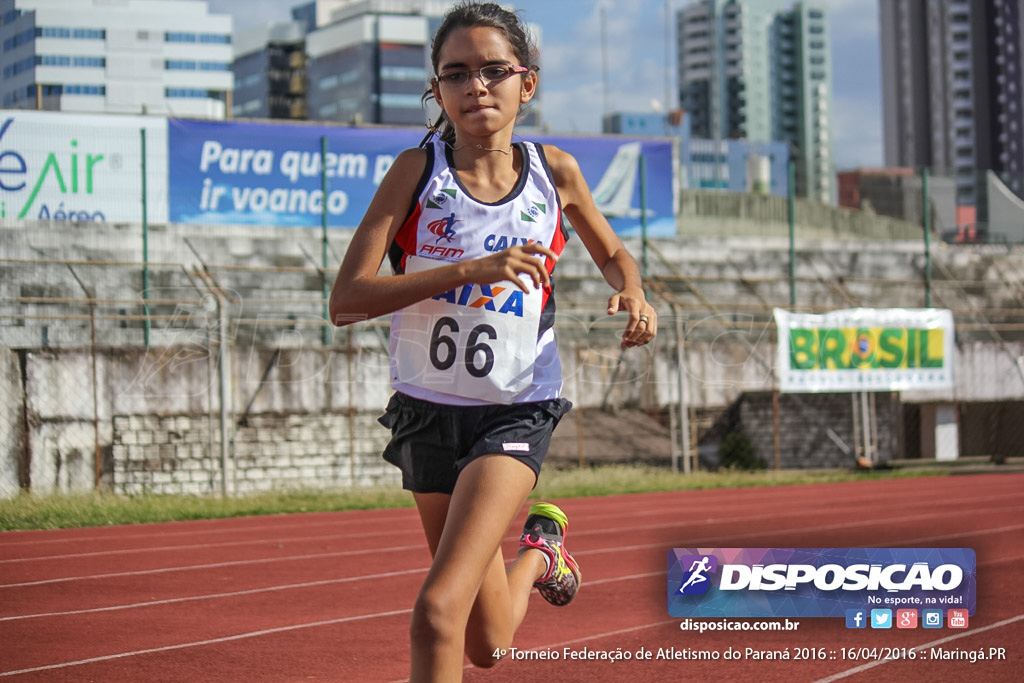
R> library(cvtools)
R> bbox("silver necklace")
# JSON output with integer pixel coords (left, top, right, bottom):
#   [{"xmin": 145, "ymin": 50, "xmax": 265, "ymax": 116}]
[{"xmin": 450, "ymin": 142, "xmax": 512, "ymax": 155}]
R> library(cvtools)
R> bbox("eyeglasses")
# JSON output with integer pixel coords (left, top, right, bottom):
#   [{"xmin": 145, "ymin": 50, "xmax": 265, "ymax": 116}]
[{"xmin": 434, "ymin": 64, "xmax": 529, "ymax": 88}]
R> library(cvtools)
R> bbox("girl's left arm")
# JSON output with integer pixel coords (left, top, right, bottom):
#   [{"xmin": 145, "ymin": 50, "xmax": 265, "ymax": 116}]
[{"xmin": 545, "ymin": 146, "xmax": 657, "ymax": 348}]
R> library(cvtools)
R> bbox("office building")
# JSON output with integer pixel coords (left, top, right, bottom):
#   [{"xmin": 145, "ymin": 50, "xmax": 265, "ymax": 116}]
[
  {"xmin": 603, "ymin": 110, "xmax": 791, "ymax": 196},
  {"xmin": 880, "ymin": 0, "xmax": 1023, "ymax": 224},
  {"xmin": 688, "ymin": 138, "xmax": 791, "ymax": 196},
  {"xmin": 292, "ymin": 0, "xmax": 359, "ymax": 33},
  {"xmin": 677, "ymin": 0, "xmax": 834, "ymax": 202},
  {"xmin": 232, "ymin": 22, "xmax": 308, "ymax": 120},
  {"xmin": 229, "ymin": 1, "xmax": 543, "ymax": 128},
  {"xmin": 0, "ymin": 0, "xmax": 232, "ymax": 117},
  {"xmin": 304, "ymin": 1, "xmax": 446, "ymax": 126}
]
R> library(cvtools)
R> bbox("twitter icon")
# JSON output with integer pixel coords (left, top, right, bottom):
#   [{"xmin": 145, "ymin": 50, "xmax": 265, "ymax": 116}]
[{"xmin": 870, "ymin": 609, "xmax": 893, "ymax": 629}]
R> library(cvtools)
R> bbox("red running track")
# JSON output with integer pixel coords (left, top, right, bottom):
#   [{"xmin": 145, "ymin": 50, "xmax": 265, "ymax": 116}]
[{"xmin": 1, "ymin": 473, "xmax": 1022, "ymax": 682}]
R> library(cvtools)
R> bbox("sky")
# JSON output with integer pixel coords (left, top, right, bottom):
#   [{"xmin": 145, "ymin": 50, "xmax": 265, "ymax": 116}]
[{"xmin": 203, "ymin": 0, "xmax": 883, "ymax": 170}]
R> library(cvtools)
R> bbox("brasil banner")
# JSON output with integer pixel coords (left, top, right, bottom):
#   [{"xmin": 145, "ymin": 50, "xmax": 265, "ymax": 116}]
[{"xmin": 774, "ymin": 308, "xmax": 955, "ymax": 393}]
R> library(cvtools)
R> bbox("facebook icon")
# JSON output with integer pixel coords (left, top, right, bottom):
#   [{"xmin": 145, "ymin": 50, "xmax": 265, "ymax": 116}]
[{"xmin": 846, "ymin": 609, "xmax": 867, "ymax": 629}]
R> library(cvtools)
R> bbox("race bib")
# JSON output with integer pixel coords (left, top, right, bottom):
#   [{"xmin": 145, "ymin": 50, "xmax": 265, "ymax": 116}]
[{"xmin": 393, "ymin": 255, "xmax": 543, "ymax": 403}]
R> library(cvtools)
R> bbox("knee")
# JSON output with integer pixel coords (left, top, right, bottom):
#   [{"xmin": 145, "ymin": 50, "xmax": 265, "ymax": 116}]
[
  {"xmin": 464, "ymin": 619, "xmax": 512, "ymax": 669},
  {"xmin": 465, "ymin": 639, "xmax": 503, "ymax": 669},
  {"xmin": 409, "ymin": 591, "xmax": 463, "ymax": 651}
]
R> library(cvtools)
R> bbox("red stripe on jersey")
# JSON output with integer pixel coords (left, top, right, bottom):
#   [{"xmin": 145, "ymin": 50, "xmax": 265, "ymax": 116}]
[
  {"xmin": 393, "ymin": 202, "xmax": 423, "ymax": 273},
  {"xmin": 541, "ymin": 211, "xmax": 567, "ymax": 310}
]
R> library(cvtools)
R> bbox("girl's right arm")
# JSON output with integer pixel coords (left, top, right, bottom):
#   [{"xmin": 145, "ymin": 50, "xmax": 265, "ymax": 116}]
[{"xmin": 328, "ymin": 148, "xmax": 557, "ymax": 327}]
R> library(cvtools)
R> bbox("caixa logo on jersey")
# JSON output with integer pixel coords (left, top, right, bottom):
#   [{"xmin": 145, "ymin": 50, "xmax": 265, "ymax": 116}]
[
  {"xmin": 484, "ymin": 234, "xmax": 535, "ymax": 252},
  {"xmin": 667, "ymin": 548, "xmax": 976, "ymax": 619},
  {"xmin": 431, "ymin": 283, "xmax": 527, "ymax": 317}
]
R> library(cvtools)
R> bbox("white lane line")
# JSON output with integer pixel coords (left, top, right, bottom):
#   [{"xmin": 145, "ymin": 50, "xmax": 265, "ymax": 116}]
[
  {"xmin": 387, "ymin": 620, "xmax": 680, "ymax": 683},
  {"xmin": 576, "ymin": 521, "xmax": 1024, "ymax": 559},
  {"xmin": 0, "ymin": 511, "xmax": 417, "ymax": 548},
  {"xmin": 0, "ymin": 543, "xmax": 426, "ymax": 588},
  {"xmin": 3, "ymin": 514, "xmax": 1022, "ymax": 676},
  {"xmin": 0, "ymin": 567, "xmax": 428, "ymax": 622},
  {"xmin": 5, "ymin": 507, "xmax": 1021, "ymax": 591},
  {"xmin": 16, "ymin": 543, "xmax": 1020, "ymax": 626},
  {"xmin": 0, "ymin": 576, "xmax": 673, "ymax": 677},
  {"xmin": 0, "ymin": 608, "xmax": 415, "ymax": 678},
  {"xmin": 4, "ymin": 493, "xmax": 1019, "ymax": 569},
  {"xmin": 0, "ymin": 527, "xmax": 424, "ymax": 564},
  {"xmin": 0, "ymin": 492, "xmax": 790, "ymax": 549},
  {"xmin": 4, "ymin": 487, "xmax": 1020, "ymax": 559},
  {"xmin": 812, "ymin": 613, "xmax": 1024, "ymax": 682}
]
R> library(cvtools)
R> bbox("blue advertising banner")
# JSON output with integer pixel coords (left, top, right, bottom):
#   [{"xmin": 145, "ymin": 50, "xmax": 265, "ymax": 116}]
[
  {"xmin": 533, "ymin": 132, "xmax": 675, "ymax": 237},
  {"xmin": 668, "ymin": 548, "xmax": 976, "ymax": 620},
  {"xmin": 167, "ymin": 119, "xmax": 675, "ymax": 236},
  {"xmin": 167, "ymin": 119, "xmax": 422, "ymax": 228}
]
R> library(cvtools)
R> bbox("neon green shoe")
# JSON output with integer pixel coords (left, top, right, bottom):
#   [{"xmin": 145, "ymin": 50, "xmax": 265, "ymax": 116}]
[{"xmin": 519, "ymin": 502, "xmax": 582, "ymax": 606}]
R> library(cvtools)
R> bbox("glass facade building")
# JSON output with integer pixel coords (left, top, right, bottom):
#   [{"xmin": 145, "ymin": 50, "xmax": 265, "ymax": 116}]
[
  {"xmin": 677, "ymin": 0, "xmax": 833, "ymax": 202},
  {"xmin": 232, "ymin": 23, "xmax": 308, "ymax": 120},
  {"xmin": 0, "ymin": 0, "xmax": 232, "ymax": 117},
  {"xmin": 880, "ymin": 0, "xmax": 1024, "ymax": 212}
]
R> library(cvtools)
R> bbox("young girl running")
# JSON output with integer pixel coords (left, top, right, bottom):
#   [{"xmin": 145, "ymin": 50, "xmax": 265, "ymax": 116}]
[{"xmin": 329, "ymin": 3, "xmax": 657, "ymax": 680}]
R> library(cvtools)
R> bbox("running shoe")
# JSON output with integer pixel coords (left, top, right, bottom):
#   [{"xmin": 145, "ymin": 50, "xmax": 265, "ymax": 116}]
[{"xmin": 519, "ymin": 502, "xmax": 581, "ymax": 606}]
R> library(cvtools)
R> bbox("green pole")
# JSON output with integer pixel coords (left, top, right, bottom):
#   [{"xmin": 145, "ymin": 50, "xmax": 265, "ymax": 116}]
[
  {"xmin": 140, "ymin": 128, "xmax": 151, "ymax": 347},
  {"xmin": 320, "ymin": 136, "xmax": 330, "ymax": 345},
  {"xmin": 639, "ymin": 153, "xmax": 648, "ymax": 281},
  {"xmin": 787, "ymin": 158, "xmax": 796, "ymax": 308},
  {"xmin": 923, "ymin": 167, "xmax": 932, "ymax": 308}
]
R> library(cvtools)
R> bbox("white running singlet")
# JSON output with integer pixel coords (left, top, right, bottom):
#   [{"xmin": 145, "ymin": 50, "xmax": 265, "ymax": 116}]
[{"xmin": 388, "ymin": 139, "xmax": 569, "ymax": 405}]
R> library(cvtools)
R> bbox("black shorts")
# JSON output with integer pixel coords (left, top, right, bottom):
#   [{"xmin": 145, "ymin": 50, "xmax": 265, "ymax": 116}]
[{"xmin": 378, "ymin": 392, "xmax": 572, "ymax": 494}]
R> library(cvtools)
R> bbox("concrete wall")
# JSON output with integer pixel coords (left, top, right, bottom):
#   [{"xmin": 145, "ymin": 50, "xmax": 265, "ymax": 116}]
[
  {"xmin": 3, "ymin": 334, "xmax": 1023, "ymax": 497},
  {"xmin": 3, "ymin": 214, "xmax": 1024, "ymax": 496},
  {"xmin": 112, "ymin": 412, "xmax": 395, "ymax": 496},
  {"xmin": 0, "ymin": 348, "xmax": 26, "ymax": 498},
  {"xmin": 740, "ymin": 392, "xmax": 901, "ymax": 469}
]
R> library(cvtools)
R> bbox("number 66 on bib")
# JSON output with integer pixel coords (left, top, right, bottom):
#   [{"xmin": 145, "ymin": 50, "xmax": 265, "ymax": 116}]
[{"xmin": 391, "ymin": 255, "xmax": 543, "ymax": 404}]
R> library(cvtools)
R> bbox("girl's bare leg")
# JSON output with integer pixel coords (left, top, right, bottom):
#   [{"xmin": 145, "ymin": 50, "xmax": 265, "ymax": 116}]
[{"xmin": 409, "ymin": 455, "xmax": 546, "ymax": 682}]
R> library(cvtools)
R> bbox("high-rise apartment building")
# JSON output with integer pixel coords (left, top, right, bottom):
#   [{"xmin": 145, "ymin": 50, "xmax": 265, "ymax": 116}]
[
  {"xmin": 232, "ymin": 22, "xmax": 308, "ymax": 120},
  {"xmin": 228, "ymin": 1, "xmax": 447, "ymax": 125},
  {"xmin": 0, "ymin": 0, "xmax": 232, "ymax": 117},
  {"xmin": 677, "ymin": 0, "xmax": 833, "ymax": 202},
  {"xmin": 880, "ymin": 0, "xmax": 1023, "ymax": 215},
  {"xmin": 304, "ymin": 0, "xmax": 447, "ymax": 126},
  {"xmin": 292, "ymin": 0, "xmax": 359, "ymax": 33},
  {"xmin": 290, "ymin": 0, "xmax": 540, "ymax": 128}
]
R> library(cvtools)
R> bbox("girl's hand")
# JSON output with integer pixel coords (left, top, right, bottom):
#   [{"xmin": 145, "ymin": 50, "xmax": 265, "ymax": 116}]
[
  {"xmin": 607, "ymin": 286, "xmax": 657, "ymax": 348},
  {"xmin": 464, "ymin": 242, "xmax": 559, "ymax": 293}
]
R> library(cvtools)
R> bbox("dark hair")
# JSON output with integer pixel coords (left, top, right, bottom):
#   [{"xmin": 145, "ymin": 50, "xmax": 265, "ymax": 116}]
[{"xmin": 420, "ymin": 1, "xmax": 539, "ymax": 146}]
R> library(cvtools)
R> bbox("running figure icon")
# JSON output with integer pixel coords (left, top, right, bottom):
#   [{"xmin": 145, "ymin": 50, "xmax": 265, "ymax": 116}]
[{"xmin": 678, "ymin": 556, "xmax": 712, "ymax": 593}]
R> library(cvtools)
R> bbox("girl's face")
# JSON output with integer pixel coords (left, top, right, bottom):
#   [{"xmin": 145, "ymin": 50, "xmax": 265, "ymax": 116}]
[{"xmin": 432, "ymin": 26, "xmax": 536, "ymax": 139}]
